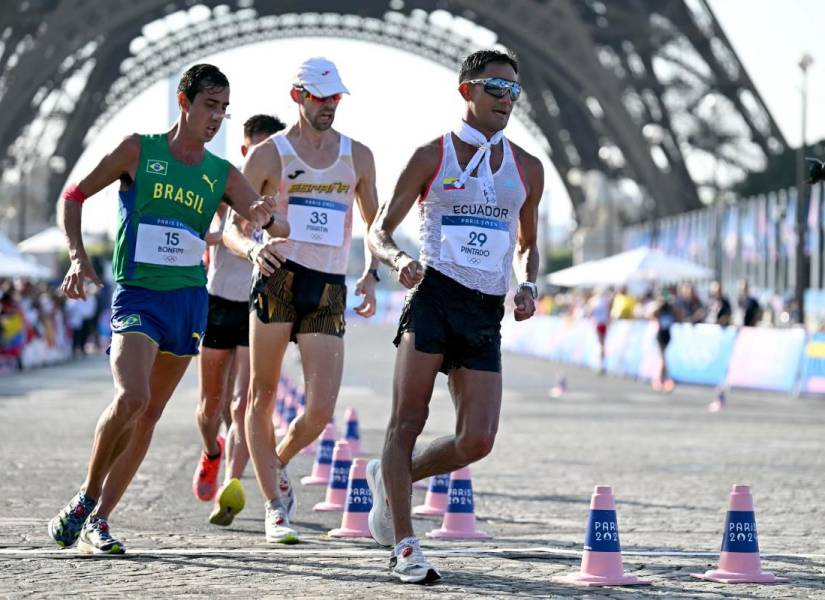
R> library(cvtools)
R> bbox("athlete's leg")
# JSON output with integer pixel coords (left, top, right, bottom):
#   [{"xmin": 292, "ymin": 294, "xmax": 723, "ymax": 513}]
[
  {"xmin": 225, "ymin": 345, "xmax": 251, "ymax": 481},
  {"xmin": 410, "ymin": 366, "xmax": 501, "ymax": 484},
  {"xmin": 94, "ymin": 352, "xmax": 192, "ymax": 519},
  {"xmin": 196, "ymin": 346, "xmax": 234, "ymax": 456},
  {"xmin": 245, "ymin": 313, "xmax": 291, "ymax": 502},
  {"xmin": 80, "ymin": 333, "xmax": 158, "ymax": 499},
  {"xmin": 276, "ymin": 333, "xmax": 342, "ymax": 464},
  {"xmin": 380, "ymin": 332, "xmax": 443, "ymax": 542}
]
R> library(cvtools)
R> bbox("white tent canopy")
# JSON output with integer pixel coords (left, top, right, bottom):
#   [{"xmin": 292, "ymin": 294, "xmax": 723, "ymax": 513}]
[
  {"xmin": 17, "ymin": 226, "xmax": 67, "ymax": 254},
  {"xmin": 546, "ymin": 247, "xmax": 714, "ymax": 287},
  {"xmin": 0, "ymin": 231, "xmax": 52, "ymax": 279}
]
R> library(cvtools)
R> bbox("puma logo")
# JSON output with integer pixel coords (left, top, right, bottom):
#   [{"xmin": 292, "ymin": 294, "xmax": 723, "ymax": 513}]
[
  {"xmin": 287, "ymin": 169, "xmax": 305, "ymax": 180},
  {"xmin": 202, "ymin": 174, "xmax": 218, "ymax": 193}
]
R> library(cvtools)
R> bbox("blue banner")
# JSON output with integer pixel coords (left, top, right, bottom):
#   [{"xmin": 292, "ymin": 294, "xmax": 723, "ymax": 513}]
[
  {"xmin": 720, "ymin": 511, "xmax": 759, "ymax": 553},
  {"xmin": 584, "ymin": 509, "xmax": 621, "ymax": 552},
  {"xmin": 797, "ymin": 331, "xmax": 825, "ymax": 395},
  {"xmin": 344, "ymin": 478, "xmax": 372, "ymax": 513},
  {"xmin": 665, "ymin": 324, "xmax": 738, "ymax": 386},
  {"xmin": 727, "ymin": 327, "xmax": 806, "ymax": 392},
  {"xmin": 446, "ymin": 479, "xmax": 475, "ymax": 513}
]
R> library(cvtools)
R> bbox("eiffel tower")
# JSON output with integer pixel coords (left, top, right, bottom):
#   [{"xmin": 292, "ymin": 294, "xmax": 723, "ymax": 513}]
[{"xmin": 0, "ymin": 0, "xmax": 785, "ymax": 234}]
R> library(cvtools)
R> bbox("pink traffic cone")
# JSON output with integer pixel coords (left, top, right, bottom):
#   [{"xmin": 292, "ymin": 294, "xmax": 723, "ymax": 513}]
[
  {"xmin": 301, "ymin": 423, "xmax": 337, "ymax": 486},
  {"xmin": 343, "ymin": 407, "xmax": 361, "ymax": 456},
  {"xmin": 550, "ymin": 375, "xmax": 567, "ymax": 398},
  {"xmin": 328, "ymin": 458, "xmax": 373, "ymax": 538},
  {"xmin": 691, "ymin": 484, "xmax": 786, "ymax": 583},
  {"xmin": 413, "ymin": 473, "xmax": 450, "ymax": 516},
  {"xmin": 426, "ymin": 467, "xmax": 490, "ymax": 539},
  {"xmin": 555, "ymin": 485, "xmax": 649, "ymax": 586},
  {"xmin": 313, "ymin": 441, "xmax": 352, "ymax": 512}
]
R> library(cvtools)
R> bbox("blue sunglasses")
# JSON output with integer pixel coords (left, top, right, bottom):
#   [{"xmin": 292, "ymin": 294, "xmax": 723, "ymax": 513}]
[{"xmin": 464, "ymin": 77, "xmax": 522, "ymax": 101}]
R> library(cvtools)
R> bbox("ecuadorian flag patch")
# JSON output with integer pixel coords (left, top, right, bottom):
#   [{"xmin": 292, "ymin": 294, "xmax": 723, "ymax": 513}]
[{"xmin": 442, "ymin": 177, "xmax": 465, "ymax": 191}]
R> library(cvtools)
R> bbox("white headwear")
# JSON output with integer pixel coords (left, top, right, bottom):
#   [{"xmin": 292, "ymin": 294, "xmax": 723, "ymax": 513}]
[{"xmin": 294, "ymin": 57, "xmax": 350, "ymax": 97}]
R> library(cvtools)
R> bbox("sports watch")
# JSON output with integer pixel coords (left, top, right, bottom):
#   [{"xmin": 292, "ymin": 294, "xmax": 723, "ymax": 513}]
[{"xmin": 518, "ymin": 281, "xmax": 538, "ymax": 299}]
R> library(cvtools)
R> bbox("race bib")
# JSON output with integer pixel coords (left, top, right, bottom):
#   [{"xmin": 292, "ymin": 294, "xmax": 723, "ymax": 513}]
[
  {"xmin": 439, "ymin": 215, "xmax": 509, "ymax": 272},
  {"xmin": 134, "ymin": 217, "xmax": 205, "ymax": 267},
  {"xmin": 287, "ymin": 196, "xmax": 347, "ymax": 247}
]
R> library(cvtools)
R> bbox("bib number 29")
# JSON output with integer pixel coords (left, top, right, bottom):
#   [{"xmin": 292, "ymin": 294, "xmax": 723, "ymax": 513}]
[{"xmin": 467, "ymin": 231, "xmax": 487, "ymax": 247}]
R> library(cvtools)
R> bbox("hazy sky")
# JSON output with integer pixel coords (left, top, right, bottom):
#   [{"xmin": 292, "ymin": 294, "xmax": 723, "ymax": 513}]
[{"xmin": 68, "ymin": 2, "xmax": 825, "ymax": 237}]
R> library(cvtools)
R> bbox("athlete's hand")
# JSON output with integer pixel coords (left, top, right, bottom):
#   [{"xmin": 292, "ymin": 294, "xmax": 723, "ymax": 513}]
[
  {"xmin": 250, "ymin": 195, "xmax": 278, "ymax": 227},
  {"xmin": 252, "ymin": 238, "xmax": 286, "ymax": 276},
  {"xmin": 61, "ymin": 258, "xmax": 102, "ymax": 300},
  {"xmin": 353, "ymin": 273, "xmax": 377, "ymax": 318},
  {"xmin": 513, "ymin": 289, "xmax": 536, "ymax": 322},
  {"xmin": 396, "ymin": 256, "xmax": 423, "ymax": 289}
]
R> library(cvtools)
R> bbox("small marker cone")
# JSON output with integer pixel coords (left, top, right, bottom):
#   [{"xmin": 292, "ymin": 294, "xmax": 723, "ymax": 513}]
[
  {"xmin": 413, "ymin": 473, "xmax": 450, "ymax": 516},
  {"xmin": 328, "ymin": 458, "xmax": 373, "ymax": 537},
  {"xmin": 691, "ymin": 484, "xmax": 786, "ymax": 583},
  {"xmin": 555, "ymin": 485, "xmax": 649, "ymax": 587},
  {"xmin": 301, "ymin": 423, "xmax": 337, "ymax": 486},
  {"xmin": 550, "ymin": 375, "xmax": 567, "ymax": 398},
  {"xmin": 313, "ymin": 441, "xmax": 352, "ymax": 512},
  {"xmin": 426, "ymin": 467, "xmax": 490, "ymax": 539},
  {"xmin": 343, "ymin": 407, "xmax": 361, "ymax": 456},
  {"xmin": 709, "ymin": 388, "xmax": 726, "ymax": 413}
]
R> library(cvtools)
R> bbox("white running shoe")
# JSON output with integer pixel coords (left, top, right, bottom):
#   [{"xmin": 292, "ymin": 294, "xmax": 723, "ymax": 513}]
[
  {"xmin": 366, "ymin": 459, "xmax": 394, "ymax": 547},
  {"xmin": 265, "ymin": 503, "xmax": 299, "ymax": 544},
  {"xmin": 279, "ymin": 466, "xmax": 297, "ymax": 519},
  {"xmin": 390, "ymin": 538, "xmax": 441, "ymax": 584}
]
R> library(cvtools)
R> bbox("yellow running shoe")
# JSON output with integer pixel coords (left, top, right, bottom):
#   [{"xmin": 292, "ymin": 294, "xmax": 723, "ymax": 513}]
[{"xmin": 209, "ymin": 478, "xmax": 246, "ymax": 526}]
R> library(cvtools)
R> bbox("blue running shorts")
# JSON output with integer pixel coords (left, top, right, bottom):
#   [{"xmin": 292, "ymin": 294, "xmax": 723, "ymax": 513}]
[{"xmin": 110, "ymin": 284, "xmax": 208, "ymax": 356}]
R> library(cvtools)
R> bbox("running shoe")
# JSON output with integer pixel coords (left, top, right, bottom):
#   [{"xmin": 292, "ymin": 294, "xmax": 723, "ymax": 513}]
[
  {"xmin": 208, "ymin": 478, "xmax": 246, "ymax": 527},
  {"xmin": 47, "ymin": 492, "xmax": 96, "ymax": 549},
  {"xmin": 192, "ymin": 436, "xmax": 224, "ymax": 501},
  {"xmin": 78, "ymin": 517, "xmax": 125, "ymax": 555},
  {"xmin": 279, "ymin": 465, "xmax": 297, "ymax": 519},
  {"xmin": 366, "ymin": 459, "xmax": 394, "ymax": 547},
  {"xmin": 389, "ymin": 537, "xmax": 441, "ymax": 584},
  {"xmin": 265, "ymin": 502, "xmax": 299, "ymax": 544}
]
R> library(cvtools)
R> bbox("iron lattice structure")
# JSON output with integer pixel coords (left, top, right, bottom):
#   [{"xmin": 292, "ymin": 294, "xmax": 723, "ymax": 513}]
[{"xmin": 0, "ymin": 0, "xmax": 786, "ymax": 229}]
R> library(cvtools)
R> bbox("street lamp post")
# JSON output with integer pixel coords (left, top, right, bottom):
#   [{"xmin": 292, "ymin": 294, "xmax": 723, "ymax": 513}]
[{"xmin": 796, "ymin": 53, "xmax": 814, "ymax": 324}]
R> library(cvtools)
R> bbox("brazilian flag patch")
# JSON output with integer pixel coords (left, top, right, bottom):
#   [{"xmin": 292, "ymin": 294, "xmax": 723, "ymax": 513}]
[{"xmin": 146, "ymin": 159, "xmax": 168, "ymax": 176}]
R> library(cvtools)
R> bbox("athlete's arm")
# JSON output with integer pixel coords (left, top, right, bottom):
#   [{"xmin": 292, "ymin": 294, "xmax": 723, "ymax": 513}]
[
  {"xmin": 225, "ymin": 140, "xmax": 287, "ymax": 276},
  {"xmin": 512, "ymin": 146, "xmax": 544, "ymax": 322},
  {"xmin": 224, "ymin": 163, "xmax": 289, "ymax": 238},
  {"xmin": 368, "ymin": 139, "xmax": 441, "ymax": 289},
  {"xmin": 204, "ymin": 203, "xmax": 227, "ymax": 246},
  {"xmin": 351, "ymin": 141, "xmax": 379, "ymax": 317},
  {"xmin": 60, "ymin": 134, "xmax": 141, "ymax": 299}
]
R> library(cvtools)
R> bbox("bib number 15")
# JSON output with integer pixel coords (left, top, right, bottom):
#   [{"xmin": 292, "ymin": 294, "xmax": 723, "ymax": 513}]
[{"xmin": 165, "ymin": 232, "xmax": 180, "ymax": 246}]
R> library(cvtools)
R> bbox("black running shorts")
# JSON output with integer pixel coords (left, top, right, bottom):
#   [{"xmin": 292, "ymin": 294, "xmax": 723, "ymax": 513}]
[
  {"xmin": 202, "ymin": 294, "xmax": 250, "ymax": 350},
  {"xmin": 251, "ymin": 259, "xmax": 346, "ymax": 343},
  {"xmin": 393, "ymin": 267, "xmax": 505, "ymax": 374}
]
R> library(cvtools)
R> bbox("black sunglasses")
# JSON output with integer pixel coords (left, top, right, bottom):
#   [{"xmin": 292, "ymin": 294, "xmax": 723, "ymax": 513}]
[{"xmin": 463, "ymin": 77, "xmax": 522, "ymax": 101}]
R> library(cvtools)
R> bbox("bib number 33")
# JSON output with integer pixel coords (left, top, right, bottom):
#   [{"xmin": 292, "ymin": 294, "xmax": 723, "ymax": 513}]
[{"xmin": 288, "ymin": 196, "xmax": 347, "ymax": 247}]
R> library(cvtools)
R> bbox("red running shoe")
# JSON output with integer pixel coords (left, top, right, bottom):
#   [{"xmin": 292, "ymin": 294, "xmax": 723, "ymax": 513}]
[{"xmin": 193, "ymin": 436, "xmax": 224, "ymax": 501}]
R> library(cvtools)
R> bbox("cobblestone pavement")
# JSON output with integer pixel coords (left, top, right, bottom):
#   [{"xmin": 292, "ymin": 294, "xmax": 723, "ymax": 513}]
[{"xmin": 1, "ymin": 321, "xmax": 824, "ymax": 599}]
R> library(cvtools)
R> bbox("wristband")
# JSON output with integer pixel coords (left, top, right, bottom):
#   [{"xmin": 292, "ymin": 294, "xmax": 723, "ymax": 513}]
[
  {"xmin": 63, "ymin": 184, "xmax": 88, "ymax": 204},
  {"xmin": 246, "ymin": 244, "xmax": 259, "ymax": 263},
  {"xmin": 367, "ymin": 268, "xmax": 380, "ymax": 282}
]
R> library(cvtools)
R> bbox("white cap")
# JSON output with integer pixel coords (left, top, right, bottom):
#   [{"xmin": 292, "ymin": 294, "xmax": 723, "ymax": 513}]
[{"xmin": 293, "ymin": 57, "xmax": 350, "ymax": 98}]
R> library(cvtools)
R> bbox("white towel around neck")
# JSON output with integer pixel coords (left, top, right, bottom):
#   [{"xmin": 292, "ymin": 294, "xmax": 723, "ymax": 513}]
[{"xmin": 453, "ymin": 121, "xmax": 503, "ymax": 204}]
